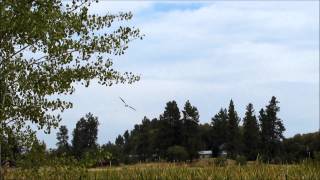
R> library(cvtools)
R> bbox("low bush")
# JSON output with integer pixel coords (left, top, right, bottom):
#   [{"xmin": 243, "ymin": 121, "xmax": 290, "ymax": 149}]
[
  {"xmin": 235, "ymin": 155, "xmax": 247, "ymax": 166},
  {"xmin": 166, "ymin": 146, "xmax": 189, "ymax": 162}
]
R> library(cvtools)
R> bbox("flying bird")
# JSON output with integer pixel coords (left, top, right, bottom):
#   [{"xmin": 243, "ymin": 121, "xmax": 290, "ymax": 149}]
[
  {"xmin": 119, "ymin": 97, "xmax": 136, "ymax": 111},
  {"xmin": 184, "ymin": 112, "xmax": 198, "ymax": 123}
]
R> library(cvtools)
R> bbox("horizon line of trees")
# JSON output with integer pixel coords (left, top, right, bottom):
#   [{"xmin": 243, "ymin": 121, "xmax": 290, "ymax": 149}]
[
  {"xmin": 53, "ymin": 96, "xmax": 319, "ymax": 165},
  {"xmin": 2, "ymin": 96, "xmax": 319, "ymax": 167}
]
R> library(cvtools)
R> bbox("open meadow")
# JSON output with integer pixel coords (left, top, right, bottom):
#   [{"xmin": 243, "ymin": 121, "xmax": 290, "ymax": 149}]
[
  {"xmin": 1, "ymin": 1, "xmax": 319, "ymax": 180},
  {"xmin": 4, "ymin": 160, "xmax": 320, "ymax": 180}
]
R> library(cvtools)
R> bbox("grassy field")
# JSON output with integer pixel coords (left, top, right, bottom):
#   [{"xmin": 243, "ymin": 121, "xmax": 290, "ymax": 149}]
[{"xmin": 4, "ymin": 160, "xmax": 320, "ymax": 180}]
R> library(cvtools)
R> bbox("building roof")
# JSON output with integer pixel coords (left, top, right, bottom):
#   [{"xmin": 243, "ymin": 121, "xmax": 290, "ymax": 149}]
[{"xmin": 198, "ymin": 150, "xmax": 212, "ymax": 155}]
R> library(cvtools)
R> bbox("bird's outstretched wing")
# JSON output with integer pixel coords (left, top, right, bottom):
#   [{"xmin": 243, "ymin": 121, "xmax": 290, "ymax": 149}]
[
  {"xmin": 119, "ymin": 97, "xmax": 126, "ymax": 104},
  {"xmin": 119, "ymin": 97, "xmax": 136, "ymax": 111},
  {"xmin": 184, "ymin": 112, "xmax": 197, "ymax": 123},
  {"xmin": 184, "ymin": 111, "xmax": 191, "ymax": 119},
  {"xmin": 128, "ymin": 105, "xmax": 136, "ymax": 111}
]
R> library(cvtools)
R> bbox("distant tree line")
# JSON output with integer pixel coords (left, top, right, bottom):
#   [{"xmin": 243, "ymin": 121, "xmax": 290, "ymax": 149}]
[
  {"xmin": 1, "ymin": 96, "xmax": 319, "ymax": 167},
  {"xmin": 100, "ymin": 96, "xmax": 318, "ymax": 164},
  {"xmin": 54, "ymin": 96, "xmax": 319, "ymax": 164}
]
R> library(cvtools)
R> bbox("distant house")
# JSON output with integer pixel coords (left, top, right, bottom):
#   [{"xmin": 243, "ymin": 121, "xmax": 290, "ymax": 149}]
[
  {"xmin": 219, "ymin": 144, "xmax": 227, "ymax": 157},
  {"xmin": 198, "ymin": 150, "xmax": 212, "ymax": 159},
  {"xmin": 220, "ymin": 150, "xmax": 227, "ymax": 157}
]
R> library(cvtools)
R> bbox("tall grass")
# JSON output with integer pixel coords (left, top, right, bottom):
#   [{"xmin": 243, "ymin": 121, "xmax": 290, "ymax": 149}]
[{"xmin": 4, "ymin": 160, "xmax": 320, "ymax": 180}]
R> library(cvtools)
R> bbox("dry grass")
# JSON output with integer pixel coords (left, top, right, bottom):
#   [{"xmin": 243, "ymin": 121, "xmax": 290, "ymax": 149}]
[{"xmin": 4, "ymin": 159, "xmax": 320, "ymax": 180}]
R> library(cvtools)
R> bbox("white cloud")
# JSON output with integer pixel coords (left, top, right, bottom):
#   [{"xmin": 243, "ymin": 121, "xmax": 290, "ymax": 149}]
[
  {"xmin": 126, "ymin": 1, "xmax": 319, "ymax": 83},
  {"xmin": 38, "ymin": 1, "xmax": 319, "ymax": 148},
  {"xmin": 88, "ymin": 1, "xmax": 154, "ymax": 14}
]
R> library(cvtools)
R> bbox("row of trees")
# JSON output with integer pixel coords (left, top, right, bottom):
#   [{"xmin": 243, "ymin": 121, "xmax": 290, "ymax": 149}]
[
  {"xmin": 1, "ymin": 96, "xmax": 319, "ymax": 167},
  {"xmin": 1, "ymin": 0, "xmax": 318, "ymax": 169},
  {"xmin": 106, "ymin": 96, "xmax": 286, "ymax": 162},
  {"xmin": 52, "ymin": 96, "xmax": 319, "ymax": 164},
  {"xmin": 1, "ymin": 113, "xmax": 110, "ymax": 168}
]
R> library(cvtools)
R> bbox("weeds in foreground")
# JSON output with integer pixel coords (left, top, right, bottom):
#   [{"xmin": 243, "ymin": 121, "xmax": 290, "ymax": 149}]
[{"xmin": 4, "ymin": 160, "xmax": 320, "ymax": 180}]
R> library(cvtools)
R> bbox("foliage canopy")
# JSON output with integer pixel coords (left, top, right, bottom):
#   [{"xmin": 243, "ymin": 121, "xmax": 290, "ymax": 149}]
[{"xmin": 0, "ymin": 0, "xmax": 142, "ymax": 140}]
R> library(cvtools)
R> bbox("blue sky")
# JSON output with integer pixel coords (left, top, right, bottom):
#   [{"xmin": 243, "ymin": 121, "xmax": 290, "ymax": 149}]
[{"xmin": 38, "ymin": 1, "xmax": 319, "ymax": 148}]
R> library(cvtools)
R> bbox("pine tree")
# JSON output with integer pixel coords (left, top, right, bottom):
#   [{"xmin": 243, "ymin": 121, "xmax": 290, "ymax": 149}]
[
  {"xmin": 259, "ymin": 96, "xmax": 285, "ymax": 161},
  {"xmin": 72, "ymin": 113, "xmax": 99, "ymax": 159},
  {"xmin": 56, "ymin": 125, "xmax": 70, "ymax": 155},
  {"xmin": 243, "ymin": 103, "xmax": 260, "ymax": 160},
  {"xmin": 114, "ymin": 135, "xmax": 125, "ymax": 162},
  {"xmin": 123, "ymin": 130, "xmax": 130, "ymax": 154},
  {"xmin": 115, "ymin": 135, "xmax": 124, "ymax": 147},
  {"xmin": 133, "ymin": 116, "xmax": 152, "ymax": 161},
  {"xmin": 182, "ymin": 100, "xmax": 200, "ymax": 159},
  {"xmin": 122, "ymin": 130, "xmax": 131, "ymax": 162},
  {"xmin": 259, "ymin": 108, "xmax": 268, "ymax": 156},
  {"xmin": 211, "ymin": 108, "xmax": 228, "ymax": 157},
  {"xmin": 164, "ymin": 101, "xmax": 182, "ymax": 147},
  {"xmin": 198, "ymin": 123, "xmax": 212, "ymax": 151},
  {"xmin": 226, "ymin": 100, "xmax": 242, "ymax": 158},
  {"xmin": 163, "ymin": 101, "xmax": 181, "ymax": 124},
  {"xmin": 156, "ymin": 101, "xmax": 181, "ymax": 158}
]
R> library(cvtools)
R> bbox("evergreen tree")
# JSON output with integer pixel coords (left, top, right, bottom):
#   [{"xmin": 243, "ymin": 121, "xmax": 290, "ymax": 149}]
[
  {"xmin": 211, "ymin": 108, "xmax": 228, "ymax": 157},
  {"xmin": 156, "ymin": 101, "xmax": 181, "ymax": 158},
  {"xmin": 123, "ymin": 130, "xmax": 130, "ymax": 153},
  {"xmin": 72, "ymin": 113, "xmax": 99, "ymax": 159},
  {"xmin": 259, "ymin": 108, "xmax": 269, "ymax": 158},
  {"xmin": 259, "ymin": 96, "xmax": 285, "ymax": 161},
  {"xmin": 122, "ymin": 130, "xmax": 131, "ymax": 162},
  {"xmin": 198, "ymin": 123, "xmax": 212, "ymax": 151},
  {"xmin": 226, "ymin": 100, "xmax": 242, "ymax": 158},
  {"xmin": 164, "ymin": 101, "xmax": 182, "ymax": 145},
  {"xmin": 163, "ymin": 101, "xmax": 181, "ymax": 121},
  {"xmin": 182, "ymin": 100, "xmax": 200, "ymax": 159},
  {"xmin": 114, "ymin": 135, "xmax": 125, "ymax": 162},
  {"xmin": 149, "ymin": 118, "xmax": 160, "ymax": 159},
  {"xmin": 131, "ymin": 117, "xmax": 152, "ymax": 161},
  {"xmin": 56, "ymin": 125, "xmax": 70, "ymax": 155},
  {"xmin": 243, "ymin": 103, "xmax": 260, "ymax": 160},
  {"xmin": 115, "ymin": 135, "xmax": 124, "ymax": 147}
]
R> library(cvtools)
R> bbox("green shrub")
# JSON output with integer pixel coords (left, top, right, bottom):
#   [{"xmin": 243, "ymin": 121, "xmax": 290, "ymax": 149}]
[
  {"xmin": 166, "ymin": 146, "xmax": 189, "ymax": 162},
  {"xmin": 235, "ymin": 155, "xmax": 247, "ymax": 166},
  {"xmin": 314, "ymin": 151, "xmax": 320, "ymax": 161},
  {"xmin": 17, "ymin": 140, "xmax": 47, "ymax": 169}
]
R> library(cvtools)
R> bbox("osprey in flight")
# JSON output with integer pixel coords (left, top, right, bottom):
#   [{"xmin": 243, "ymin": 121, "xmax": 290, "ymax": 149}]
[
  {"xmin": 119, "ymin": 97, "xmax": 136, "ymax": 111},
  {"xmin": 184, "ymin": 112, "xmax": 198, "ymax": 123}
]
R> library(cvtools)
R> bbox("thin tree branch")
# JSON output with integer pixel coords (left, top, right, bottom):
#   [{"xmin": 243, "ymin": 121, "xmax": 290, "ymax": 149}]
[
  {"xmin": 67, "ymin": 0, "xmax": 89, "ymax": 13},
  {"xmin": 9, "ymin": 45, "xmax": 31, "ymax": 59},
  {"xmin": 30, "ymin": 50, "xmax": 77, "ymax": 66},
  {"xmin": 0, "ymin": 45, "xmax": 31, "ymax": 67}
]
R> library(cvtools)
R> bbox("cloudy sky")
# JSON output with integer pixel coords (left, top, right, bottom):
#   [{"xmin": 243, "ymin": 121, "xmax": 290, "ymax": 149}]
[{"xmin": 38, "ymin": 1, "xmax": 319, "ymax": 148}]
